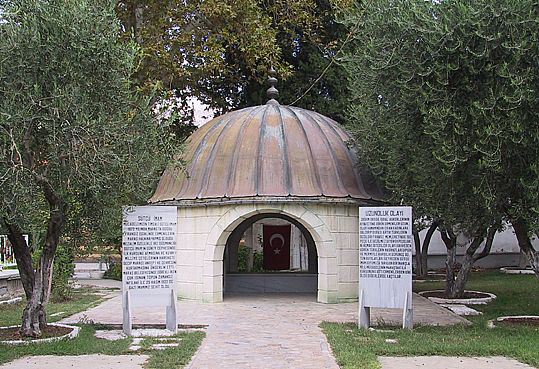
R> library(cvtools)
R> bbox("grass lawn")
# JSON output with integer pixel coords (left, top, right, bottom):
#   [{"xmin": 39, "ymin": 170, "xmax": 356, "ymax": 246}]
[
  {"xmin": 322, "ymin": 271, "xmax": 539, "ymax": 369},
  {"xmin": 0, "ymin": 324, "xmax": 204, "ymax": 368},
  {"xmin": 0, "ymin": 288, "xmax": 105, "ymax": 327},
  {"xmin": 0, "ymin": 287, "xmax": 205, "ymax": 368}
]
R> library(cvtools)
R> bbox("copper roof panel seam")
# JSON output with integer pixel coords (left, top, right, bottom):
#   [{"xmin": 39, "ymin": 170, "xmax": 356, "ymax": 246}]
[
  {"xmin": 257, "ymin": 105, "xmax": 288, "ymax": 196},
  {"xmin": 312, "ymin": 112, "xmax": 366, "ymax": 197},
  {"xmin": 154, "ymin": 159, "xmax": 179, "ymax": 202},
  {"xmin": 174, "ymin": 116, "xmax": 230, "ymax": 200},
  {"xmin": 255, "ymin": 105, "xmax": 271, "ymax": 196},
  {"xmin": 276, "ymin": 106, "xmax": 292, "ymax": 195},
  {"xmin": 283, "ymin": 106, "xmax": 323, "ymax": 196},
  {"xmin": 150, "ymin": 163, "xmax": 174, "ymax": 202},
  {"xmin": 224, "ymin": 107, "xmax": 263, "ymax": 197},
  {"xmin": 181, "ymin": 116, "xmax": 234, "ymax": 200},
  {"xmin": 163, "ymin": 117, "xmax": 223, "ymax": 200},
  {"xmin": 202, "ymin": 111, "xmax": 251, "ymax": 198},
  {"xmin": 165, "ymin": 166, "xmax": 186, "ymax": 201},
  {"xmin": 296, "ymin": 109, "xmax": 348, "ymax": 196},
  {"xmin": 316, "ymin": 113, "xmax": 372, "ymax": 198},
  {"xmin": 313, "ymin": 112, "xmax": 370, "ymax": 198},
  {"xmin": 227, "ymin": 109, "xmax": 263, "ymax": 197},
  {"xmin": 196, "ymin": 112, "xmax": 245, "ymax": 199}
]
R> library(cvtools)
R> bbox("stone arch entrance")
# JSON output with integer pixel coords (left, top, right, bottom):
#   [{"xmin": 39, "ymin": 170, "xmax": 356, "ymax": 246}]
[
  {"xmin": 223, "ymin": 212, "xmax": 318, "ymax": 295},
  {"xmin": 202, "ymin": 203, "xmax": 337, "ymax": 303}
]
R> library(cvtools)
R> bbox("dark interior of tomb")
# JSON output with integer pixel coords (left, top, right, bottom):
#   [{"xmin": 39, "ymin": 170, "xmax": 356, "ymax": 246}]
[{"xmin": 223, "ymin": 213, "xmax": 318, "ymax": 294}]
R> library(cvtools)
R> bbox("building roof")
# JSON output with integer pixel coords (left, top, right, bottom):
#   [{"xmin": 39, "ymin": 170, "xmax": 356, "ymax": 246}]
[{"xmin": 149, "ymin": 103, "xmax": 383, "ymax": 204}]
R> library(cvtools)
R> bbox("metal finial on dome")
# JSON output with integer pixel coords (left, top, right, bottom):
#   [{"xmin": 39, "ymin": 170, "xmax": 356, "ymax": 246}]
[{"xmin": 266, "ymin": 67, "xmax": 279, "ymax": 105}]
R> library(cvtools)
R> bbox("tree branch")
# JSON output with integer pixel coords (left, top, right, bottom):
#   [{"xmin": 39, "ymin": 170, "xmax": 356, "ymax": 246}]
[
  {"xmin": 2, "ymin": 218, "xmax": 35, "ymax": 300},
  {"xmin": 473, "ymin": 226, "xmax": 496, "ymax": 262}
]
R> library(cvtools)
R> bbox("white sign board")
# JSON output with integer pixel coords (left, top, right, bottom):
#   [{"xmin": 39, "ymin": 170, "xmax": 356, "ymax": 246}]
[
  {"xmin": 358, "ymin": 206, "xmax": 413, "ymax": 328},
  {"xmin": 121, "ymin": 206, "xmax": 178, "ymax": 334},
  {"xmin": 122, "ymin": 206, "xmax": 177, "ymax": 302}
]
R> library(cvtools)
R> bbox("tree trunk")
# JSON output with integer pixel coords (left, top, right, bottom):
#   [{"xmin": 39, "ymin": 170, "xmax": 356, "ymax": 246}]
[
  {"xmin": 413, "ymin": 221, "xmax": 438, "ymax": 279},
  {"xmin": 3, "ymin": 219, "xmax": 35, "ymax": 300},
  {"xmin": 512, "ymin": 218, "xmax": 539, "ymax": 279},
  {"xmin": 15, "ymin": 176, "xmax": 66, "ymax": 337},
  {"xmin": 451, "ymin": 227, "xmax": 495, "ymax": 298},
  {"xmin": 440, "ymin": 228, "xmax": 457, "ymax": 296},
  {"xmin": 441, "ymin": 227, "xmax": 496, "ymax": 298},
  {"xmin": 413, "ymin": 229, "xmax": 422, "ymax": 276},
  {"xmin": 420, "ymin": 222, "xmax": 438, "ymax": 278}
]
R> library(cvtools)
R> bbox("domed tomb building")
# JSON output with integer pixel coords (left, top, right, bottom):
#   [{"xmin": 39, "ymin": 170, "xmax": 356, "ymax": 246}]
[{"xmin": 149, "ymin": 74, "xmax": 383, "ymax": 303}]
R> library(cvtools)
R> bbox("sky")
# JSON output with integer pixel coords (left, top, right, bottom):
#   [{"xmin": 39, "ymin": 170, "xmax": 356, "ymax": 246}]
[{"xmin": 192, "ymin": 99, "xmax": 214, "ymax": 127}]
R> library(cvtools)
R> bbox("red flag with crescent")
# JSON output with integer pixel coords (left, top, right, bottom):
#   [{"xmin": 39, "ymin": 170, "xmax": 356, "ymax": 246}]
[{"xmin": 263, "ymin": 225, "xmax": 291, "ymax": 270}]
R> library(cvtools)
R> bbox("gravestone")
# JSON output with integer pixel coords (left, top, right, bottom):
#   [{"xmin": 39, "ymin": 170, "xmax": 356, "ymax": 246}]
[
  {"xmin": 358, "ymin": 206, "xmax": 413, "ymax": 329},
  {"xmin": 122, "ymin": 206, "xmax": 177, "ymax": 335}
]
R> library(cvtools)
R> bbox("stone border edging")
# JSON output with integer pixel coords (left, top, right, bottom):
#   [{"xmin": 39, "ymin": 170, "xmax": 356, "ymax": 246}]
[
  {"xmin": 418, "ymin": 290, "xmax": 496, "ymax": 305},
  {"xmin": 0, "ymin": 322, "xmax": 80, "ymax": 345},
  {"xmin": 500, "ymin": 267, "xmax": 535, "ymax": 275},
  {"xmin": 412, "ymin": 279, "xmax": 444, "ymax": 283},
  {"xmin": 0, "ymin": 297, "xmax": 22, "ymax": 305},
  {"xmin": 487, "ymin": 315, "xmax": 539, "ymax": 329}
]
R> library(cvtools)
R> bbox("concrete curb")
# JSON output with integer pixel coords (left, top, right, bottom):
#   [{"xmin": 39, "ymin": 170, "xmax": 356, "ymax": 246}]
[
  {"xmin": 419, "ymin": 290, "xmax": 496, "ymax": 305},
  {"xmin": 0, "ymin": 323, "xmax": 80, "ymax": 345},
  {"xmin": 500, "ymin": 267, "xmax": 535, "ymax": 275},
  {"xmin": 487, "ymin": 315, "xmax": 539, "ymax": 329}
]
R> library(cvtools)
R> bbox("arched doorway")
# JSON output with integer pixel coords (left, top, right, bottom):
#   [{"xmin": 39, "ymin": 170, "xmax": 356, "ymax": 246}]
[
  {"xmin": 202, "ymin": 204, "xmax": 338, "ymax": 303},
  {"xmin": 223, "ymin": 213, "xmax": 318, "ymax": 296}
]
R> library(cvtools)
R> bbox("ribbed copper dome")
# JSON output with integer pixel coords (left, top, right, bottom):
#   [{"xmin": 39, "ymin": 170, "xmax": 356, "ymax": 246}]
[{"xmin": 150, "ymin": 104, "xmax": 382, "ymax": 203}]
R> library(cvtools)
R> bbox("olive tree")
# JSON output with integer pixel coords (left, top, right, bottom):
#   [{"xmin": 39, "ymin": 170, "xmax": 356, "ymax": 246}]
[
  {"xmin": 341, "ymin": 0, "xmax": 539, "ymax": 296},
  {"xmin": 0, "ymin": 0, "xmax": 172, "ymax": 337}
]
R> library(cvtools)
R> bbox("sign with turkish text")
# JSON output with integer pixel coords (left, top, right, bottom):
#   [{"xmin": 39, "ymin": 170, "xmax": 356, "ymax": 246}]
[
  {"xmin": 122, "ymin": 206, "xmax": 177, "ymax": 306},
  {"xmin": 359, "ymin": 206, "xmax": 412, "ymax": 309}
]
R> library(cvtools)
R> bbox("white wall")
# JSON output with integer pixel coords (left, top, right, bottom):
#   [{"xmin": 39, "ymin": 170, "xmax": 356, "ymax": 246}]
[
  {"xmin": 415, "ymin": 226, "xmax": 538, "ymax": 255},
  {"xmin": 175, "ymin": 202, "xmax": 361, "ymax": 303}
]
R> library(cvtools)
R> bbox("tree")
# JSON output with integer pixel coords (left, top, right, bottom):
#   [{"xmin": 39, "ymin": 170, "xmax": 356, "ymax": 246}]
[
  {"xmin": 0, "ymin": 0, "xmax": 172, "ymax": 337},
  {"xmin": 341, "ymin": 0, "xmax": 539, "ymax": 296},
  {"xmin": 115, "ymin": 0, "xmax": 354, "ymax": 131},
  {"xmin": 412, "ymin": 219, "xmax": 439, "ymax": 279}
]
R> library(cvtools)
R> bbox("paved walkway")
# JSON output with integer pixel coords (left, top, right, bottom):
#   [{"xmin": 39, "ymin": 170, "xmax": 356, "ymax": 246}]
[
  {"xmin": 0, "ymin": 355, "xmax": 148, "ymax": 369},
  {"xmin": 62, "ymin": 283, "xmax": 468, "ymax": 369}
]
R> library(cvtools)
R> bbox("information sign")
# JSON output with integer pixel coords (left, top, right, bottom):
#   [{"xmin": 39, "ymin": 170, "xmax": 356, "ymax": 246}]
[
  {"xmin": 358, "ymin": 206, "xmax": 413, "ymax": 328},
  {"xmin": 121, "ymin": 206, "xmax": 178, "ymax": 334}
]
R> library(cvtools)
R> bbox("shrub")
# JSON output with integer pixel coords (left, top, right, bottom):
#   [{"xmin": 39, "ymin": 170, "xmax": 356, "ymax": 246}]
[{"xmin": 104, "ymin": 261, "xmax": 122, "ymax": 281}]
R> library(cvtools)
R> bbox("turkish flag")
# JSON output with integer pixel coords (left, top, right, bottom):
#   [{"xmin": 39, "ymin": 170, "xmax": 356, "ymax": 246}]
[{"xmin": 263, "ymin": 225, "xmax": 291, "ymax": 270}]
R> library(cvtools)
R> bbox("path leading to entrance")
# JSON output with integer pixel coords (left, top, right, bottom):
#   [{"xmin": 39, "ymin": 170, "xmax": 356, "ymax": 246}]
[
  {"xmin": 63, "ymin": 284, "xmax": 468, "ymax": 369},
  {"xmin": 0, "ymin": 355, "xmax": 148, "ymax": 369}
]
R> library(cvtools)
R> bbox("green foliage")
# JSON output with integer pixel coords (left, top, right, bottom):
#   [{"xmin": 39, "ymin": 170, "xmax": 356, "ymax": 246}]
[
  {"xmin": 115, "ymin": 0, "xmax": 354, "ymax": 131},
  {"xmin": 51, "ymin": 243, "xmax": 75, "ymax": 301},
  {"xmin": 237, "ymin": 245, "xmax": 250, "ymax": 273},
  {"xmin": 252, "ymin": 250, "xmax": 264, "ymax": 272},
  {"xmin": 237, "ymin": 245, "xmax": 265, "ymax": 273},
  {"xmin": 0, "ymin": 0, "xmax": 174, "ymax": 264},
  {"xmin": 103, "ymin": 261, "xmax": 122, "ymax": 281},
  {"xmin": 341, "ymin": 0, "xmax": 539, "ymax": 232}
]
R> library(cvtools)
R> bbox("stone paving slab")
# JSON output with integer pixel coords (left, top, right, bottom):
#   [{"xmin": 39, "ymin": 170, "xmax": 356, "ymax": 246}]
[
  {"xmin": 61, "ymin": 292, "xmax": 468, "ymax": 369},
  {"xmin": 378, "ymin": 356, "xmax": 535, "ymax": 369},
  {"xmin": 0, "ymin": 354, "xmax": 148, "ymax": 369}
]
